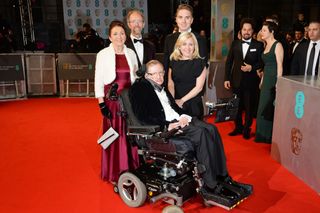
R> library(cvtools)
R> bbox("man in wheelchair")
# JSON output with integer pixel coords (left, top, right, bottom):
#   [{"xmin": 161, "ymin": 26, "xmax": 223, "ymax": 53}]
[{"xmin": 118, "ymin": 60, "xmax": 252, "ymax": 210}]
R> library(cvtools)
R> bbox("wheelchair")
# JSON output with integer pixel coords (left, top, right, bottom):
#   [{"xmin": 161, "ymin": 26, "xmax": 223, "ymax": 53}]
[{"xmin": 114, "ymin": 88, "xmax": 251, "ymax": 211}]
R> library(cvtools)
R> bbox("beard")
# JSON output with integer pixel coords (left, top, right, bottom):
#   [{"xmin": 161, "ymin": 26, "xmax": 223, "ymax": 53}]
[{"xmin": 242, "ymin": 34, "xmax": 252, "ymax": 40}]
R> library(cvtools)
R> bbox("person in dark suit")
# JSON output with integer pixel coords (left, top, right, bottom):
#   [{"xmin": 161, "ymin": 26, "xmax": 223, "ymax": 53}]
[
  {"xmin": 125, "ymin": 9, "xmax": 156, "ymax": 69},
  {"xmin": 224, "ymin": 18, "xmax": 264, "ymax": 139},
  {"xmin": 292, "ymin": 27, "xmax": 308, "ymax": 55},
  {"xmin": 291, "ymin": 21, "xmax": 320, "ymax": 76},
  {"xmin": 129, "ymin": 59, "xmax": 252, "ymax": 207},
  {"xmin": 163, "ymin": 4, "xmax": 208, "ymax": 87}
]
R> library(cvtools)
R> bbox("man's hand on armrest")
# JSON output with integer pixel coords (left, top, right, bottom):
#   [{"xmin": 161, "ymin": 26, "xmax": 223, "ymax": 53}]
[
  {"xmin": 178, "ymin": 114, "xmax": 191, "ymax": 128},
  {"xmin": 168, "ymin": 122, "xmax": 180, "ymax": 131}
]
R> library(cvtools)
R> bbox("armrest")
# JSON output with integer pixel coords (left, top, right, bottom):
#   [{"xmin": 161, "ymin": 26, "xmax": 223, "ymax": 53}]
[{"xmin": 127, "ymin": 125, "xmax": 161, "ymax": 135}]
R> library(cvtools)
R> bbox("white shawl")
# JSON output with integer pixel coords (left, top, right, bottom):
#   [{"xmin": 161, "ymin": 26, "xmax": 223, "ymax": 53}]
[{"xmin": 94, "ymin": 44, "xmax": 138, "ymax": 98}]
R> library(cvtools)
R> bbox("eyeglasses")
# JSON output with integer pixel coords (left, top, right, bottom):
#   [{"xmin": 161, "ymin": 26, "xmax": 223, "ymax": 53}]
[
  {"xmin": 129, "ymin": 20, "xmax": 144, "ymax": 24},
  {"xmin": 146, "ymin": 71, "xmax": 165, "ymax": 77}
]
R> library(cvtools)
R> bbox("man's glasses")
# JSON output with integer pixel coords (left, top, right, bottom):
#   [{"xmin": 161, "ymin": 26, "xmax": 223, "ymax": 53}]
[
  {"xmin": 146, "ymin": 71, "xmax": 165, "ymax": 77},
  {"xmin": 129, "ymin": 20, "xmax": 144, "ymax": 24}
]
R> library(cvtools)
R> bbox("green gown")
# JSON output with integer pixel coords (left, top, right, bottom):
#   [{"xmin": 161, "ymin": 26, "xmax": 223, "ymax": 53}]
[{"xmin": 255, "ymin": 41, "xmax": 278, "ymax": 143}]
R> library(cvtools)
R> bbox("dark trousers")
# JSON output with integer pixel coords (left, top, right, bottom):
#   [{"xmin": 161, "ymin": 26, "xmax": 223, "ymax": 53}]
[
  {"xmin": 233, "ymin": 87, "xmax": 258, "ymax": 131},
  {"xmin": 177, "ymin": 118, "xmax": 228, "ymax": 188}
]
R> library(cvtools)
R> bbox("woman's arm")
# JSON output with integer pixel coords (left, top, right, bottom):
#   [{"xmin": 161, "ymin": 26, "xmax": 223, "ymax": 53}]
[
  {"xmin": 167, "ymin": 68, "xmax": 175, "ymax": 97},
  {"xmin": 177, "ymin": 67, "xmax": 207, "ymax": 107},
  {"xmin": 275, "ymin": 42, "xmax": 284, "ymax": 77}
]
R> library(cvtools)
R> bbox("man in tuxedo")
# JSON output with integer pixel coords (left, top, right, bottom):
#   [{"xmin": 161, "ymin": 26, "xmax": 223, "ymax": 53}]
[
  {"xmin": 129, "ymin": 60, "xmax": 252, "ymax": 207},
  {"xmin": 291, "ymin": 21, "xmax": 320, "ymax": 76},
  {"xmin": 125, "ymin": 9, "xmax": 156, "ymax": 69},
  {"xmin": 292, "ymin": 27, "xmax": 308, "ymax": 55},
  {"xmin": 224, "ymin": 18, "xmax": 264, "ymax": 139},
  {"xmin": 163, "ymin": 4, "xmax": 208, "ymax": 87}
]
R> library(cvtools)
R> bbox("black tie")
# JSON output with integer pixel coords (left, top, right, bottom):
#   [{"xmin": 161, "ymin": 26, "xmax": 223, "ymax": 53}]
[
  {"xmin": 133, "ymin": 38, "xmax": 143, "ymax": 43},
  {"xmin": 306, "ymin": 43, "xmax": 317, "ymax": 75},
  {"xmin": 241, "ymin": 40, "xmax": 250, "ymax": 45}
]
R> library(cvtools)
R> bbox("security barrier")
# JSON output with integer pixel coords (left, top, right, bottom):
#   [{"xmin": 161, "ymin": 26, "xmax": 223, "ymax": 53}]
[
  {"xmin": 0, "ymin": 53, "xmax": 27, "ymax": 99},
  {"xmin": 25, "ymin": 53, "xmax": 57, "ymax": 96},
  {"xmin": 57, "ymin": 53, "xmax": 96, "ymax": 97}
]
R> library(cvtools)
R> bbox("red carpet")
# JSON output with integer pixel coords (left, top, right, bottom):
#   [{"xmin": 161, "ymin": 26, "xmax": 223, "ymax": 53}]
[{"xmin": 0, "ymin": 98, "xmax": 319, "ymax": 213}]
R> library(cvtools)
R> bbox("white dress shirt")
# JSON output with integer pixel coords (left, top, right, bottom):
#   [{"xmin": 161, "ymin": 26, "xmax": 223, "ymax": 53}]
[
  {"xmin": 130, "ymin": 35, "xmax": 144, "ymax": 64},
  {"xmin": 242, "ymin": 38, "xmax": 252, "ymax": 59},
  {"xmin": 155, "ymin": 89, "xmax": 180, "ymax": 121},
  {"xmin": 305, "ymin": 40, "xmax": 320, "ymax": 76},
  {"xmin": 155, "ymin": 89, "xmax": 192, "ymax": 122}
]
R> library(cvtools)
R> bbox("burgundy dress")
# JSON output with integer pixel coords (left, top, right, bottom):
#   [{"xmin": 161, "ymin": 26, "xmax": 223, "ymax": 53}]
[{"xmin": 101, "ymin": 54, "xmax": 139, "ymax": 182}]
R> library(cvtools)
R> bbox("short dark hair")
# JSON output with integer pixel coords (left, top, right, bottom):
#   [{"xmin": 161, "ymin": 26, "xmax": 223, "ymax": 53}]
[
  {"xmin": 240, "ymin": 18, "xmax": 255, "ymax": 31},
  {"xmin": 108, "ymin": 20, "xmax": 126, "ymax": 36},
  {"xmin": 263, "ymin": 21, "xmax": 279, "ymax": 35}
]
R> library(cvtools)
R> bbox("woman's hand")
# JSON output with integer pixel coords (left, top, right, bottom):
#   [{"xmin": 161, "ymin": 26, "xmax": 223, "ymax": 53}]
[
  {"xmin": 99, "ymin": 102, "xmax": 112, "ymax": 119},
  {"xmin": 175, "ymin": 99, "xmax": 184, "ymax": 108}
]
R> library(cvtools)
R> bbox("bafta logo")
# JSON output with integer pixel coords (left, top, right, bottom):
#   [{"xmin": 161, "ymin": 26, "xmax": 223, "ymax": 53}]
[{"xmin": 291, "ymin": 128, "xmax": 302, "ymax": 155}]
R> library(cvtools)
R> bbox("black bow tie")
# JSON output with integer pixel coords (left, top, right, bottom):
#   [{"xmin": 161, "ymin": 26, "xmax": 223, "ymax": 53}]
[
  {"xmin": 133, "ymin": 38, "xmax": 143, "ymax": 43},
  {"xmin": 241, "ymin": 40, "xmax": 251, "ymax": 45}
]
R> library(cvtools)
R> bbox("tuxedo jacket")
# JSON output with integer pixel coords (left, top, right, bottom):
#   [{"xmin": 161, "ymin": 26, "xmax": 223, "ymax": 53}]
[
  {"xmin": 163, "ymin": 31, "xmax": 208, "ymax": 73},
  {"xmin": 291, "ymin": 40, "xmax": 320, "ymax": 75},
  {"xmin": 224, "ymin": 39, "xmax": 264, "ymax": 89},
  {"xmin": 125, "ymin": 38, "xmax": 156, "ymax": 68},
  {"xmin": 129, "ymin": 78, "xmax": 184, "ymax": 130}
]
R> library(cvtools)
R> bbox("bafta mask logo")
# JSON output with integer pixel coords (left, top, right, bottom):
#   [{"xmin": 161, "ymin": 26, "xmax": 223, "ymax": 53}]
[
  {"xmin": 139, "ymin": 0, "xmax": 144, "ymax": 7},
  {"xmin": 85, "ymin": 0, "xmax": 91, "ymax": 7},
  {"xmin": 76, "ymin": 9, "xmax": 82, "ymax": 17},
  {"xmin": 95, "ymin": 9, "xmax": 101, "ymax": 17},
  {"xmin": 66, "ymin": 0, "xmax": 72, "ymax": 7},
  {"xmin": 291, "ymin": 128, "xmax": 302, "ymax": 155},
  {"xmin": 67, "ymin": 19, "xmax": 74, "ymax": 26},
  {"xmin": 121, "ymin": 0, "xmax": 127, "ymax": 7},
  {"xmin": 104, "ymin": 18, "xmax": 110, "ymax": 26},
  {"xmin": 103, "ymin": 0, "xmax": 109, "ymax": 7},
  {"xmin": 113, "ymin": 9, "xmax": 118, "ymax": 16}
]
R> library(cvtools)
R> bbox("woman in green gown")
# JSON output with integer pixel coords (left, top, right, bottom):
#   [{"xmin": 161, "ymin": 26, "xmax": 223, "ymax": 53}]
[{"xmin": 255, "ymin": 21, "xmax": 284, "ymax": 143}]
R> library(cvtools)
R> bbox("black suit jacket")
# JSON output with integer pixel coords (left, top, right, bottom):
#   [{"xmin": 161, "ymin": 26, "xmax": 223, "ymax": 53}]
[
  {"xmin": 125, "ymin": 37, "xmax": 156, "ymax": 68},
  {"xmin": 225, "ymin": 39, "xmax": 264, "ymax": 89},
  {"xmin": 291, "ymin": 40, "xmax": 320, "ymax": 75},
  {"xmin": 129, "ymin": 78, "xmax": 184, "ymax": 130}
]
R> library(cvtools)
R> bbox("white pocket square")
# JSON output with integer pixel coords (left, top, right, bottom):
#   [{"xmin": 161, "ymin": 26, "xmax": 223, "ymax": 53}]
[{"xmin": 250, "ymin": 49, "xmax": 257, "ymax": 52}]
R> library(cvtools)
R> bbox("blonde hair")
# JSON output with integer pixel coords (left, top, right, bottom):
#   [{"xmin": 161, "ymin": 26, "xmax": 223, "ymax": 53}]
[
  {"xmin": 175, "ymin": 4, "xmax": 193, "ymax": 17},
  {"xmin": 126, "ymin": 9, "xmax": 144, "ymax": 22},
  {"xmin": 170, "ymin": 32, "xmax": 201, "ymax": 61}
]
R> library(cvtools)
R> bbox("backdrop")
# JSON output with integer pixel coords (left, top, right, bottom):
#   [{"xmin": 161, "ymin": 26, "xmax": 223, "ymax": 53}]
[{"xmin": 62, "ymin": 0, "xmax": 148, "ymax": 39}]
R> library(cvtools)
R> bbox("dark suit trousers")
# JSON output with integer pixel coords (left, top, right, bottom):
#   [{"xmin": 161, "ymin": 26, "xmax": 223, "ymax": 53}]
[
  {"xmin": 233, "ymin": 87, "xmax": 258, "ymax": 131},
  {"xmin": 177, "ymin": 118, "xmax": 228, "ymax": 188}
]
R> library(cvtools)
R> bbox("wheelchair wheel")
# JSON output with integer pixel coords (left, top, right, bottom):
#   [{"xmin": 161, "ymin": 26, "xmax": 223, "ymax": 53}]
[{"xmin": 118, "ymin": 172, "xmax": 147, "ymax": 207}]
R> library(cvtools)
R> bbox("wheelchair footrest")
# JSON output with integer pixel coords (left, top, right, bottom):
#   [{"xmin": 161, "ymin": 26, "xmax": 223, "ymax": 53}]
[{"xmin": 200, "ymin": 187, "xmax": 245, "ymax": 211}]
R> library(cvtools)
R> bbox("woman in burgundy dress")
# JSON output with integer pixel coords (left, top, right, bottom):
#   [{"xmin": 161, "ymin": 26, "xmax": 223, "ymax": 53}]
[{"xmin": 94, "ymin": 20, "xmax": 139, "ymax": 183}]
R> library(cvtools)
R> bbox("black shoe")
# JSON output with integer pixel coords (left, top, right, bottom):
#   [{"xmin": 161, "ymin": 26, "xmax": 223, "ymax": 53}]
[
  {"xmin": 220, "ymin": 175, "xmax": 253, "ymax": 196},
  {"xmin": 228, "ymin": 128, "xmax": 243, "ymax": 136},
  {"xmin": 243, "ymin": 128, "xmax": 251, "ymax": 139},
  {"xmin": 203, "ymin": 184, "xmax": 238, "ymax": 200}
]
